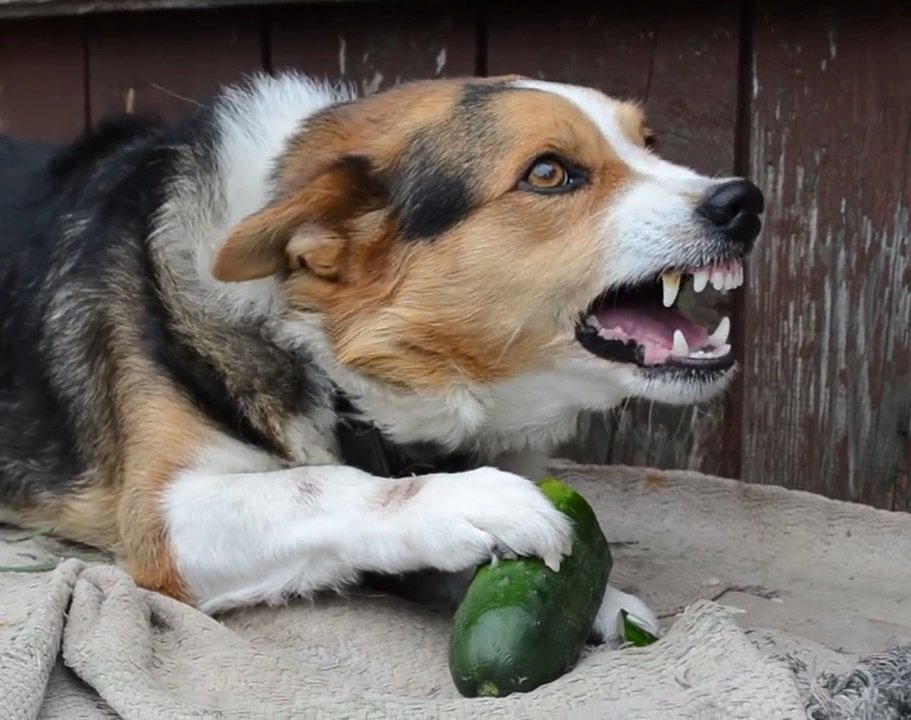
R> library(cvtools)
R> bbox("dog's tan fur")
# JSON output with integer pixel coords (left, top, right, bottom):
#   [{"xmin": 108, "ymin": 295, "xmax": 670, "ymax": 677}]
[{"xmin": 214, "ymin": 81, "xmax": 648, "ymax": 390}]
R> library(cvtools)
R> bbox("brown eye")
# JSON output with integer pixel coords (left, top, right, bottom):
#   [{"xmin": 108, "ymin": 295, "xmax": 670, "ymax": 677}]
[
  {"xmin": 526, "ymin": 159, "xmax": 567, "ymax": 188},
  {"xmin": 518, "ymin": 155, "xmax": 587, "ymax": 194}
]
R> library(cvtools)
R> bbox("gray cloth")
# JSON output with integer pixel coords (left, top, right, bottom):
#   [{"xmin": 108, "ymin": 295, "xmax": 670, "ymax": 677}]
[{"xmin": 2, "ymin": 462, "xmax": 909, "ymax": 719}]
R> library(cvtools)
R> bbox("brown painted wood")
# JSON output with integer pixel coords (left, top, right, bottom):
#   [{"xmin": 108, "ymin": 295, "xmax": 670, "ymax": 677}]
[
  {"xmin": 0, "ymin": 16, "xmax": 86, "ymax": 140},
  {"xmin": 268, "ymin": 1, "xmax": 476, "ymax": 95},
  {"xmin": 87, "ymin": 7, "xmax": 264, "ymax": 123},
  {"xmin": 488, "ymin": 1, "xmax": 743, "ymax": 476},
  {"xmin": 745, "ymin": 0, "xmax": 911, "ymax": 509}
]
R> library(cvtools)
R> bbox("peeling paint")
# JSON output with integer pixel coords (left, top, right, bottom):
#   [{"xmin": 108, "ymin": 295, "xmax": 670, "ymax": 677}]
[
  {"xmin": 752, "ymin": 56, "xmax": 759, "ymax": 100},
  {"xmin": 362, "ymin": 71, "xmax": 384, "ymax": 96},
  {"xmin": 337, "ymin": 35, "xmax": 347, "ymax": 76},
  {"xmin": 747, "ymin": 78, "xmax": 908, "ymax": 507},
  {"xmin": 435, "ymin": 47, "xmax": 447, "ymax": 75}
]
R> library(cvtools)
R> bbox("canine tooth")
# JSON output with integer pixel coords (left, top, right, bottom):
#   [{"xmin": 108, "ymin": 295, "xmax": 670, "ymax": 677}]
[
  {"xmin": 735, "ymin": 264, "xmax": 744, "ymax": 287},
  {"xmin": 661, "ymin": 273, "xmax": 681, "ymax": 307},
  {"xmin": 715, "ymin": 343, "xmax": 732, "ymax": 356},
  {"xmin": 709, "ymin": 316, "xmax": 731, "ymax": 345},
  {"xmin": 672, "ymin": 329, "xmax": 689, "ymax": 357},
  {"xmin": 692, "ymin": 270, "xmax": 710, "ymax": 293}
]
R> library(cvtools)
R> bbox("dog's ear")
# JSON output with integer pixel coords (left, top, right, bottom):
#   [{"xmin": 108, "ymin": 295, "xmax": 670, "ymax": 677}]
[{"xmin": 212, "ymin": 156, "xmax": 385, "ymax": 283}]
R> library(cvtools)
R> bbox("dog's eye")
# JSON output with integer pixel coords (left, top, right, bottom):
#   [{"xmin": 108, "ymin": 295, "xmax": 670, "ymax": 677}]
[
  {"xmin": 525, "ymin": 159, "xmax": 567, "ymax": 188},
  {"xmin": 517, "ymin": 155, "xmax": 586, "ymax": 194}
]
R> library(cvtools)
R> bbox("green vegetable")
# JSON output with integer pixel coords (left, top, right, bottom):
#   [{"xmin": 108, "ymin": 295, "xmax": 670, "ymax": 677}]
[
  {"xmin": 448, "ymin": 477, "xmax": 612, "ymax": 697},
  {"xmin": 619, "ymin": 609, "xmax": 659, "ymax": 647}
]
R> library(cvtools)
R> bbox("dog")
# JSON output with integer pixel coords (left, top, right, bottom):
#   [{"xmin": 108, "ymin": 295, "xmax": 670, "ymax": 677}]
[{"xmin": 0, "ymin": 72, "xmax": 763, "ymax": 645}]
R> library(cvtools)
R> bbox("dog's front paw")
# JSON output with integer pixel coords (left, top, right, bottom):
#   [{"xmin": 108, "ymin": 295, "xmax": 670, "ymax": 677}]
[
  {"xmin": 411, "ymin": 467, "xmax": 573, "ymax": 573},
  {"xmin": 590, "ymin": 585, "xmax": 660, "ymax": 648}
]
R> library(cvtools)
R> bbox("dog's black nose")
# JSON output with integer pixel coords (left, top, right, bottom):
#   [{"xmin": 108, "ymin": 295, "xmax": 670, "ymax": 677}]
[{"xmin": 696, "ymin": 179, "xmax": 765, "ymax": 246}]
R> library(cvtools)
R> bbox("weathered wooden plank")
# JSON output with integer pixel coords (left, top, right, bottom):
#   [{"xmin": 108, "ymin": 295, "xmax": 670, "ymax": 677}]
[
  {"xmin": 897, "ymin": 416, "xmax": 910, "ymax": 511},
  {"xmin": 745, "ymin": 0, "xmax": 910, "ymax": 509},
  {"xmin": 268, "ymin": 2, "xmax": 475, "ymax": 94},
  {"xmin": 0, "ymin": 0, "xmax": 448, "ymax": 20},
  {"xmin": 87, "ymin": 8, "xmax": 264, "ymax": 123},
  {"xmin": 0, "ymin": 16, "xmax": 86, "ymax": 140},
  {"xmin": 488, "ymin": 1, "xmax": 743, "ymax": 476}
]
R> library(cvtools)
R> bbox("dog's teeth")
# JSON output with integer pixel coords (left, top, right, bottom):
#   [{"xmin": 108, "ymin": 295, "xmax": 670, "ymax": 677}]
[
  {"xmin": 708, "ymin": 316, "xmax": 731, "ymax": 345},
  {"xmin": 661, "ymin": 272, "xmax": 681, "ymax": 307},
  {"xmin": 692, "ymin": 270, "xmax": 710, "ymax": 293},
  {"xmin": 711, "ymin": 270, "xmax": 726, "ymax": 292},
  {"xmin": 586, "ymin": 315, "xmax": 601, "ymax": 329},
  {"xmin": 715, "ymin": 343, "xmax": 732, "ymax": 357},
  {"xmin": 672, "ymin": 329, "xmax": 689, "ymax": 357},
  {"xmin": 724, "ymin": 263, "xmax": 743, "ymax": 290}
]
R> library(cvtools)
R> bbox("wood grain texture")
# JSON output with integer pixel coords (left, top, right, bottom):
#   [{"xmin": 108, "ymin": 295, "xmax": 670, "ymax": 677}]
[
  {"xmin": 487, "ymin": 1, "xmax": 744, "ymax": 475},
  {"xmin": 745, "ymin": 0, "xmax": 910, "ymax": 509},
  {"xmin": 87, "ymin": 7, "xmax": 264, "ymax": 123},
  {"xmin": 0, "ymin": 16, "xmax": 86, "ymax": 140},
  {"xmin": 269, "ymin": 1, "xmax": 475, "ymax": 94}
]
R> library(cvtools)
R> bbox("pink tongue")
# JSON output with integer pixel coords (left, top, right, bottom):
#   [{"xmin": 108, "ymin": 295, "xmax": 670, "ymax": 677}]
[{"xmin": 594, "ymin": 307, "xmax": 710, "ymax": 365}]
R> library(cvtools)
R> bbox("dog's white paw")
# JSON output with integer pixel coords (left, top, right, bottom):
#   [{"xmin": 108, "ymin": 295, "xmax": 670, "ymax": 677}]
[
  {"xmin": 591, "ymin": 585, "xmax": 660, "ymax": 648},
  {"xmin": 409, "ymin": 467, "xmax": 573, "ymax": 573}
]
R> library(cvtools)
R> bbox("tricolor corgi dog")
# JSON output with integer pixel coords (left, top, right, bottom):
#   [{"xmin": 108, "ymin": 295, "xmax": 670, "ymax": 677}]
[{"xmin": 0, "ymin": 73, "xmax": 762, "ymax": 644}]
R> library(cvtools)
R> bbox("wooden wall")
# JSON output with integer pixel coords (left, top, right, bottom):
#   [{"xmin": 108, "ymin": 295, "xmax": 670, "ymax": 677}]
[{"xmin": 0, "ymin": 0, "xmax": 907, "ymax": 510}]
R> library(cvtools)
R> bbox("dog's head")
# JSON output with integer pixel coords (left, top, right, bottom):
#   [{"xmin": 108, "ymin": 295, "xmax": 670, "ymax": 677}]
[{"xmin": 212, "ymin": 76, "xmax": 763, "ymax": 434}]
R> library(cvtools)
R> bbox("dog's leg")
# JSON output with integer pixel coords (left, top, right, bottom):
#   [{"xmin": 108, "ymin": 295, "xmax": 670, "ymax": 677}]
[
  {"xmin": 365, "ymin": 448, "xmax": 551, "ymax": 609},
  {"xmin": 161, "ymin": 461, "xmax": 572, "ymax": 613}
]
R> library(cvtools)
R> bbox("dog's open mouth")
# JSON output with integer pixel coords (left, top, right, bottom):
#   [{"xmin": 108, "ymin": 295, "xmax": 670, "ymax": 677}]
[{"xmin": 575, "ymin": 261, "xmax": 742, "ymax": 372}]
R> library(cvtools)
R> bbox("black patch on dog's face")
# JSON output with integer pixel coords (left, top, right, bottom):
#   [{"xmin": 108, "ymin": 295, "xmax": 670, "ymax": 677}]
[
  {"xmin": 459, "ymin": 82, "xmax": 518, "ymax": 111},
  {"xmin": 388, "ymin": 128, "xmax": 475, "ymax": 241},
  {"xmin": 389, "ymin": 86, "xmax": 518, "ymax": 241}
]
